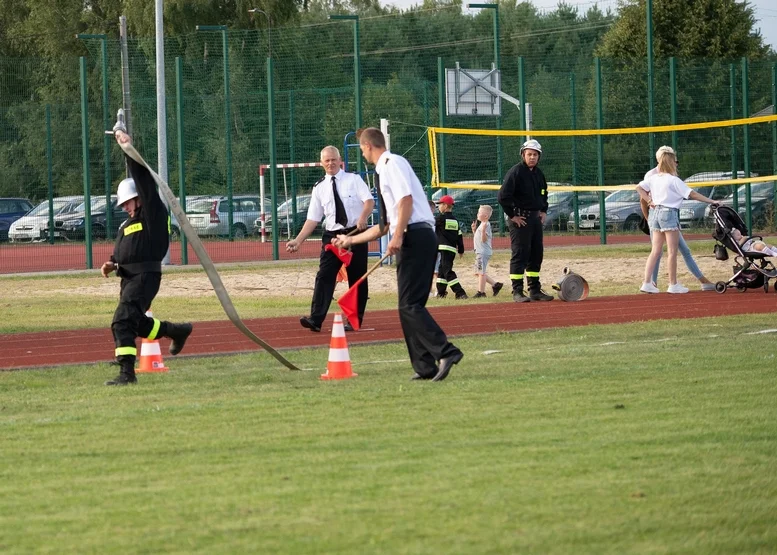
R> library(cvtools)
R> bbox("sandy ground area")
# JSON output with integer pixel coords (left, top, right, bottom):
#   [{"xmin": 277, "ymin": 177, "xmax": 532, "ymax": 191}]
[{"xmin": 12, "ymin": 251, "xmax": 729, "ymax": 299}]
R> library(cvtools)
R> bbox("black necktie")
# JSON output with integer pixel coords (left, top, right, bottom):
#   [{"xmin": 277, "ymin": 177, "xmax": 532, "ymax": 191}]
[
  {"xmin": 332, "ymin": 175, "xmax": 347, "ymax": 227},
  {"xmin": 374, "ymin": 171, "xmax": 388, "ymax": 229}
]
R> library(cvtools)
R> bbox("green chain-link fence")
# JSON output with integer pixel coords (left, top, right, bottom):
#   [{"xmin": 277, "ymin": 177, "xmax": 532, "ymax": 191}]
[{"xmin": 1, "ymin": 8, "xmax": 775, "ymax": 273}]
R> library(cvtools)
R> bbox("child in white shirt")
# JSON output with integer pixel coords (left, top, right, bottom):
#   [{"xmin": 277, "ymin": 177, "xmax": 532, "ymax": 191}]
[{"xmin": 470, "ymin": 205, "xmax": 503, "ymax": 298}]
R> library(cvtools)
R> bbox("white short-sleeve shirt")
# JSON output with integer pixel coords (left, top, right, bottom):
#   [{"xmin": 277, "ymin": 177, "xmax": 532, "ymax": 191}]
[
  {"xmin": 639, "ymin": 172, "xmax": 692, "ymax": 209},
  {"xmin": 374, "ymin": 151, "xmax": 434, "ymax": 234},
  {"xmin": 306, "ymin": 169, "xmax": 373, "ymax": 232}
]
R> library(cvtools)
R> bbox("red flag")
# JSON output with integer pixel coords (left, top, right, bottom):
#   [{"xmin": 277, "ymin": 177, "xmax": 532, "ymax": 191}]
[
  {"xmin": 324, "ymin": 244, "xmax": 353, "ymax": 267},
  {"xmin": 337, "ymin": 279, "xmax": 362, "ymax": 331}
]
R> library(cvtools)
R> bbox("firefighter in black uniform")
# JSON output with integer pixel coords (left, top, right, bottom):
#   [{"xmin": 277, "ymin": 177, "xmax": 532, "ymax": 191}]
[
  {"xmin": 434, "ymin": 194, "xmax": 468, "ymax": 299},
  {"xmin": 498, "ymin": 139, "xmax": 554, "ymax": 303},
  {"xmin": 101, "ymin": 128, "xmax": 193, "ymax": 385}
]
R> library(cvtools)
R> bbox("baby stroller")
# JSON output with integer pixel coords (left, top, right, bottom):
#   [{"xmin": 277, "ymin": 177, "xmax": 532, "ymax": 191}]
[{"xmin": 711, "ymin": 205, "xmax": 777, "ymax": 293}]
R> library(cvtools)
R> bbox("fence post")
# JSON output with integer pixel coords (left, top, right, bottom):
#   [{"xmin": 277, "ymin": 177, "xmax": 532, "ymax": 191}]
[
  {"xmin": 268, "ymin": 56, "xmax": 279, "ymax": 260},
  {"xmin": 570, "ymin": 72, "xmax": 579, "ymax": 233},
  {"xmin": 742, "ymin": 57, "xmax": 751, "ymax": 232},
  {"xmin": 437, "ymin": 57, "xmax": 446, "ymax": 188},
  {"xmin": 45, "ymin": 104, "xmax": 55, "ymax": 245},
  {"xmin": 669, "ymin": 57, "xmax": 678, "ymax": 152},
  {"xmin": 772, "ymin": 62, "xmax": 777, "ymax": 228},
  {"xmin": 730, "ymin": 64, "xmax": 738, "ymax": 212},
  {"xmin": 596, "ymin": 57, "xmax": 606, "ymax": 246},
  {"xmin": 176, "ymin": 56, "xmax": 188, "ymax": 266},
  {"xmin": 80, "ymin": 57, "xmax": 93, "ymax": 269}
]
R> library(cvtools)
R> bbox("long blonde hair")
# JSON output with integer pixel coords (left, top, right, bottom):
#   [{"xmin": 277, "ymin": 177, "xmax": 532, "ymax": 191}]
[{"xmin": 657, "ymin": 151, "xmax": 677, "ymax": 175}]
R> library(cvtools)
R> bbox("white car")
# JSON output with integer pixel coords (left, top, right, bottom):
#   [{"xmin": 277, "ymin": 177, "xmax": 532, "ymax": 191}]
[{"xmin": 8, "ymin": 196, "xmax": 83, "ymax": 242}]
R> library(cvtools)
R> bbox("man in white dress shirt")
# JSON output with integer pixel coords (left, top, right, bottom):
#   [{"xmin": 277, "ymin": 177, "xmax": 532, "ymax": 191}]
[
  {"xmin": 287, "ymin": 146, "xmax": 375, "ymax": 332},
  {"xmin": 334, "ymin": 128, "xmax": 463, "ymax": 382}
]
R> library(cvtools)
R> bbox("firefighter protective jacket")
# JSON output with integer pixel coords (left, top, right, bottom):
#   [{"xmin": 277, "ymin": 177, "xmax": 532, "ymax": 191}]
[
  {"xmin": 498, "ymin": 161, "xmax": 549, "ymax": 218},
  {"xmin": 111, "ymin": 156, "xmax": 170, "ymax": 275},
  {"xmin": 435, "ymin": 211, "xmax": 465, "ymax": 255}
]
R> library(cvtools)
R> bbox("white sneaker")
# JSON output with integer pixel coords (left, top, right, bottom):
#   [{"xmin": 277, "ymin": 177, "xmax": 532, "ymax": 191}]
[
  {"xmin": 700, "ymin": 283, "xmax": 716, "ymax": 291},
  {"xmin": 667, "ymin": 283, "xmax": 689, "ymax": 294},
  {"xmin": 640, "ymin": 282, "xmax": 660, "ymax": 294}
]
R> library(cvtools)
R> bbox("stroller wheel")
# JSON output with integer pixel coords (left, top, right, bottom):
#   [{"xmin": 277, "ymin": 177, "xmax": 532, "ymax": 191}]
[{"xmin": 715, "ymin": 281, "xmax": 727, "ymax": 294}]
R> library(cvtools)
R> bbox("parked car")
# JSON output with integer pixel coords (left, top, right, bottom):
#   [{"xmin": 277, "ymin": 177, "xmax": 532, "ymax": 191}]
[
  {"xmin": 185, "ymin": 195, "xmax": 264, "ymax": 239},
  {"xmin": 53, "ymin": 196, "xmax": 129, "ymax": 241},
  {"xmin": 704, "ymin": 181, "xmax": 775, "ymax": 229},
  {"xmin": 8, "ymin": 196, "xmax": 82, "ymax": 242},
  {"xmin": 544, "ymin": 186, "xmax": 600, "ymax": 232},
  {"xmin": 0, "ymin": 197, "xmax": 34, "ymax": 241},
  {"xmin": 258, "ymin": 195, "xmax": 314, "ymax": 238},
  {"xmin": 567, "ymin": 188, "xmax": 643, "ymax": 231},
  {"xmin": 431, "ymin": 182, "xmax": 500, "ymax": 230},
  {"xmin": 678, "ymin": 171, "xmax": 750, "ymax": 229}
]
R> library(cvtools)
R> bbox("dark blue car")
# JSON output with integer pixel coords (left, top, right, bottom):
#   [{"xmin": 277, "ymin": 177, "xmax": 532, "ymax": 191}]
[{"xmin": 0, "ymin": 198, "xmax": 34, "ymax": 241}]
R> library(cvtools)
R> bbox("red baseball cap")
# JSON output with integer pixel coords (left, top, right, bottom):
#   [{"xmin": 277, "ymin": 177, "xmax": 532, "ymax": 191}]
[{"xmin": 438, "ymin": 195, "xmax": 455, "ymax": 205}]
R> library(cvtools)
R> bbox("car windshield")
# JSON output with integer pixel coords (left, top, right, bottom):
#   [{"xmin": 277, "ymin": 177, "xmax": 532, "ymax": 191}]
[
  {"xmin": 547, "ymin": 191, "xmax": 573, "ymax": 204},
  {"xmin": 74, "ymin": 198, "xmax": 110, "ymax": 212},
  {"xmin": 278, "ymin": 196, "xmax": 310, "ymax": 216},
  {"xmin": 605, "ymin": 189, "xmax": 640, "ymax": 203},
  {"xmin": 729, "ymin": 182, "xmax": 774, "ymax": 198},
  {"xmin": 27, "ymin": 199, "xmax": 73, "ymax": 217},
  {"xmin": 187, "ymin": 198, "xmax": 218, "ymax": 214}
]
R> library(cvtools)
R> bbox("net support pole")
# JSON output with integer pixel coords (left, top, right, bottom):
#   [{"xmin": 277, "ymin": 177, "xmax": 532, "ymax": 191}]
[
  {"xmin": 267, "ymin": 56, "xmax": 279, "ymax": 260},
  {"xmin": 595, "ymin": 57, "xmax": 607, "ymax": 246},
  {"xmin": 570, "ymin": 73, "xmax": 580, "ymax": 233},
  {"xmin": 742, "ymin": 57, "xmax": 752, "ymax": 233},
  {"xmin": 175, "ymin": 56, "xmax": 188, "ymax": 266},
  {"xmin": 730, "ymin": 64, "xmax": 738, "ymax": 212},
  {"xmin": 437, "ymin": 57, "xmax": 446, "ymax": 187},
  {"xmin": 669, "ymin": 57, "xmax": 678, "ymax": 153},
  {"xmin": 772, "ymin": 62, "xmax": 777, "ymax": 227}
]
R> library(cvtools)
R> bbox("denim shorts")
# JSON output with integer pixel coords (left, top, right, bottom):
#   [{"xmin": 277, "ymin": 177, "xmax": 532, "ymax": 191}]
[
  {"xmin": 434, "ymin": 253, "xmax": 441, "ymax": 274},
  {"xmin": 649, "ymin": 206, "xmax": 681, "ymax": 232}
]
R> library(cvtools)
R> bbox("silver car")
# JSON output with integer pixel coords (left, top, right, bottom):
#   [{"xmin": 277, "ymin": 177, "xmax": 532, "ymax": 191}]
[
  {"xmin": 186, "ymin": 195, "xmax": 264, "ymax": 239},
  {"xmin": 8, "ymin": 196, "xmax": 83, "ymax": 242},
  {"xmin": 679, "ymin": 172, "xmax": 750, "ymax": 229},
  {"xmin": 567, "ymin": 189, "xmax": 643, "ymax": 232}
]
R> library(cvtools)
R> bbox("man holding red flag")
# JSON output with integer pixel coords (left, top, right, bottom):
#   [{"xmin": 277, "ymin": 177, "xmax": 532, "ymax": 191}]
[
  {"xmin": 334, "ymin": 128, "xmax": 463, "ymax": 382},
  {"xmin": 286, "ymin": 146, "xmax": 374, "ymax": 332}
]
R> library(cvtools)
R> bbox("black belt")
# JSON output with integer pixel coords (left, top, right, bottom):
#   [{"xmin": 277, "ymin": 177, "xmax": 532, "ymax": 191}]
[
  {"xmin": 118, "ymin": 261, "xmax": 162, "ymax": 274},
  {"xmin": 514, "ymin": 208, "xmax": 541, "ymax": 217},
  {"xmin": 406, "ymin": 222, "xmax": 433, "ymax": 231}
]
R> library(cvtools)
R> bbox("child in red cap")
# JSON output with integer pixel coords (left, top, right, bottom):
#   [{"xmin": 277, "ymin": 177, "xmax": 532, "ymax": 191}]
[{"xmin": 434, "ymin": 194, "xmax": 468, "ymax": 299}]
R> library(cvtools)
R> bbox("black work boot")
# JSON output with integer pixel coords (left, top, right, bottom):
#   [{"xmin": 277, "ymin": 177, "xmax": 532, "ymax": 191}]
[
  {"xmin": 165, "ymin": 323, "xmax": 193, "ymax": 356},
  {"xmin": 513, "ymin": 290, "xmax": 531, "ymax": 303},
  {"xmin": 105, "ymin": 356, "xmax": 137, "ymax": 386},
  {"xmin": 527, "ymin": 277, "xmax": 554, "ymax": 301},
  {"xmin": 529, "ymin": 289, "xmax": 554, "ymax": 301}
]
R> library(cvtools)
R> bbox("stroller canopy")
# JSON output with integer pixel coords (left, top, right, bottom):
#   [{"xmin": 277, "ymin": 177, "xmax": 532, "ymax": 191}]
[{"xmin": 713, "ymin": 205, "xmax": 747, "ymax": 250}]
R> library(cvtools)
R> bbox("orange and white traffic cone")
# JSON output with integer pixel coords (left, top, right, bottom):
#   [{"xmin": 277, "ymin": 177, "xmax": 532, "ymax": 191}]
[
  {"xmin": 320, "ymin": 313, "xmax": 357, "ymax": 380},
  {"xmin": 137, "ymin": 311, "xmax": 169, "ymax": 373}
]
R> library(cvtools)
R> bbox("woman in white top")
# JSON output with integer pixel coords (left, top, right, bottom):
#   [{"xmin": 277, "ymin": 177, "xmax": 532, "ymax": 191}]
[{"xmin": 636, "ymin": 149, "xmax": 718, "ymax": 294}]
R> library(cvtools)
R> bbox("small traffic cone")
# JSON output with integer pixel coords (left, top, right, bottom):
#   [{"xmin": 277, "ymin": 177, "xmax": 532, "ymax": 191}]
[
  {"xmin": 137, "ymin": 311, "xmax": 169, "ymax": 373},
  {"xmin": 320, "ymin": 313, "xmax": 357, "ymax": 380}
]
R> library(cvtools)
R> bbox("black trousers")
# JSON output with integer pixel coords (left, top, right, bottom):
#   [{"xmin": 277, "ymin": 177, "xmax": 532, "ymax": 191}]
[
  {"xmin": 436, "ymin": 249, "xmax": 465, "ymax": 295},
  {"xmin": 508, "ymin": 214, "xmax": 544, "ymax": 291},
  {"xmin": 112, "ymin": 271, "xmax": 162, "ymax": 355},
  {"xmin": 396, "ymin": 226, "xmax": 460, "ymax": 378},
  {"xmin": 310, "ymin": 230, "xmax": 369, "ymax": 327}
]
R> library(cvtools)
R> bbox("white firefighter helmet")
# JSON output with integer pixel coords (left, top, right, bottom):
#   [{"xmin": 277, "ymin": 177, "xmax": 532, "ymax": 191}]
[
  {"xmin": 520, "ymin": 139, "xmax": 542, "ymax": 156},
  {"xmin": 116, "ymin": 178, "xmax": 138, "ymax": 206},
  {"xmin": 655, "ymin": 145, "xmax": 676, "ymax": 162}
]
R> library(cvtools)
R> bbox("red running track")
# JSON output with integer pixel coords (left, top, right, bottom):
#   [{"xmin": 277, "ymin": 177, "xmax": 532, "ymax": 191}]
[{"xmin": 2, "ymin": 290, "xmax": 775, "ymax": 370}]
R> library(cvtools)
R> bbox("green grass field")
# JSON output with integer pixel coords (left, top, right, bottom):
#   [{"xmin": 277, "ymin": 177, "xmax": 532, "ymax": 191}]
[{"xmin": 2, "ymin": 314, "xmax": 776, "ymax": 553}]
